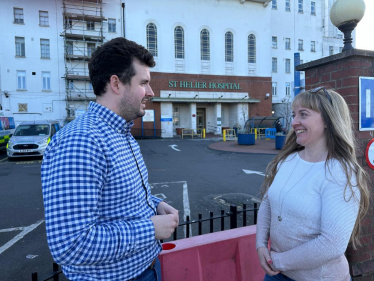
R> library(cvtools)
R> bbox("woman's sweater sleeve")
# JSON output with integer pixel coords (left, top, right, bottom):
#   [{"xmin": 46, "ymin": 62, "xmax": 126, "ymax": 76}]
[
  {"xmin": 256, "ymin": 195, "xmax": 271, "ymax": 249},
  {"xmin": 271, "ymin": 178, "xmax": 360, "ymax": 271}
]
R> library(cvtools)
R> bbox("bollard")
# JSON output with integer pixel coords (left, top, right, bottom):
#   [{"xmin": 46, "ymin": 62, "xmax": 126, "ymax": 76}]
[
  {"xmin": 223, "ymin": 130, "xmax": 226, "ymax": 142},
  {"xmin": 203, "ymin": 128, "xmax": 206, "ymax": 138}
]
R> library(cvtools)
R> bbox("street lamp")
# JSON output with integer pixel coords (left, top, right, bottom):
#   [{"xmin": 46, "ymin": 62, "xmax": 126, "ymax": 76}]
[{"xmin": 330, "ymin": 0, "xmax": 366, "ymax": 52}]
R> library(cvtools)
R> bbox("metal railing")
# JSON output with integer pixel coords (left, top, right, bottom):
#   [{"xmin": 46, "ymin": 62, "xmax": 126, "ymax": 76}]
[{"xmin": 31, "ymin": 203, "xmax": 258, "ymax": 280}]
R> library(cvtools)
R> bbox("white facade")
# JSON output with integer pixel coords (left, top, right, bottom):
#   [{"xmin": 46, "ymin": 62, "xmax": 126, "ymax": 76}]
[
  {"xmin": 124, "ymin": 0, "xmax": 271, "ymax": 77},
  {"xmin": 0, "ymin": 0, "xmax": 121, "ymax": 125},
  {"xmin": 270, "ymin": 0, "xmax": 345, "ymax": 104},
  {"xmin": 0, "ymin": 0, "xmax": 350, "ymax": 127}
]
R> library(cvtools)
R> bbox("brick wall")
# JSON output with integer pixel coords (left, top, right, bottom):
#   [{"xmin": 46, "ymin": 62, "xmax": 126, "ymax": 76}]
[
  {"xmin": 298, "ymin": 50, "xmax": 374, "ymax": 280},
  {"xmin": 133, "ymin": 72, "xmax": 272, "ymax": 130}
]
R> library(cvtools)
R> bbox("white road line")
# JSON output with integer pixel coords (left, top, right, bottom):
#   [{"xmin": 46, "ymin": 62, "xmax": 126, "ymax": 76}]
[
  {"xmin": 242, "ymin": 169, "xmax": 265, "ymax": 176},
  {"xmin": 183, "ymin": 182, "xmax": 193, "ymax": 238},
  {"xmin": 168, "ymin": 144, "xmax": 181, "ymax": 151},
  {"xmin": 0, "ymin": 220, "xmax": 44, "ymax": 255},
  {"xmin": 0, "ymin": 226, "xmax": 26, "ymax": 233}
]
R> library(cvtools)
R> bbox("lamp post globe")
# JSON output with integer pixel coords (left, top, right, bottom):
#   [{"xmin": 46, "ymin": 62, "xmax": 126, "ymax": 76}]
[{"xmin": 330, "ymin": 0, "xmax": 365, "ymax": 52}]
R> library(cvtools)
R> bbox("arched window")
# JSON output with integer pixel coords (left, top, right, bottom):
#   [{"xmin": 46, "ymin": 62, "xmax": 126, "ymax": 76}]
[
  {"xmin": 200, "ymin": 29, "xmax": 210, "ymax": 61},
  {"xmin": 146, "ymin": 23, "xmax": 158, "ymax": 57},
  {"xmin": 225, "ymin": 32, "xmax": 233, "ymax": 62},
  {"xmin": 248, "ymin": 34, "xmax": 256, "ymax": 63},
  {"xmin": 174, "ymin": 26, "xmax": 184, "ymax": 59}
]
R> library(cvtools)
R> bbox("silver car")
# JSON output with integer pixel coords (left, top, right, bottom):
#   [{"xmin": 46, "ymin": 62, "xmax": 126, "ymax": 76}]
[{"xmin": 6, "ymin": 120, "xmax": 61, "ymax": 160}]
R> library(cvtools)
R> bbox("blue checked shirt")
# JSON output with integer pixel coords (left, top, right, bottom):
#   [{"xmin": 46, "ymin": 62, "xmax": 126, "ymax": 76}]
[{"xmin": 41, "ymin": 102, "xmax": 163, "ymax": 281}]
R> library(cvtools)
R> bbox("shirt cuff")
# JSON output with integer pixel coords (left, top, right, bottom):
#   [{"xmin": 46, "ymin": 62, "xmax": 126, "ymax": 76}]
[{"xmin": 131, "ymin": 219, "xmax": 157, "ymax": 249}]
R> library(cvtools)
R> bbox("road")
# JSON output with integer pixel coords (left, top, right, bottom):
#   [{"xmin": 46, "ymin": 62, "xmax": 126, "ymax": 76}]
[{"xmin": 0, "ymin": 138, "xmax": 275, "ymax": 280}]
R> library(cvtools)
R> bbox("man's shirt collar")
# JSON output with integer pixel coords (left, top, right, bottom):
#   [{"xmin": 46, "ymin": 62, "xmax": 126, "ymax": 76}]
[{"xmin": 88, "ymin": 101, "xmax": 134, "ymax": 133}]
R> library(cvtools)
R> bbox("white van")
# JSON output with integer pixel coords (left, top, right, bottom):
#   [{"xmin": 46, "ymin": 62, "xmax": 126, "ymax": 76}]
[{"xmin": 6, "ymin": 120, "xmax": 61, "ymax": 160}]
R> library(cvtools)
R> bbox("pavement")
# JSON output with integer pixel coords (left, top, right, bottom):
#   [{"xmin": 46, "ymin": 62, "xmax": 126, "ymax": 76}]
[
  {"xmin": 178, "ymin": 133, "xmax": 280, "ymax": 155},
  {"xmin": 208, "ymin": 138, "xmax": 279, "ymax": 154}
]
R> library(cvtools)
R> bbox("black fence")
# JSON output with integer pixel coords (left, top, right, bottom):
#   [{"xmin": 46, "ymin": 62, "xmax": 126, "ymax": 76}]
[
  {"xmin": 31, "ymin": 203, "xmax": 258, "ymax": 280},
  {"xmin": 131, "ymin": 128, "xmax": 164, "ymax": 139}
]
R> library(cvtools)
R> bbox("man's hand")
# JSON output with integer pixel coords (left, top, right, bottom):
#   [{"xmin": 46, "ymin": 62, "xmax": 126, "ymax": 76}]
[
  {"xmin": 257, "ymin": 247, "xmax": 280, "ymax": 276},
  {"xmin": 150, "ymin": 214, "xmax": 178, "ymax": 240},
  {"xmin": 157, "ymin": 201, "xmax": 179, "ymax": 225}
]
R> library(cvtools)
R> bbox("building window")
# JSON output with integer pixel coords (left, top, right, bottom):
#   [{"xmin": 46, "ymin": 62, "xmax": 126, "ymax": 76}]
[
  {"xmin": 64, "ymin": 18, "xmax": 72, "ymax": 29},
  {"xmin": 285, "ymin": 59, "xmax": 291, "ymax": 73},
  {"xmin": 40, "ymin": 39, "xmax": 50, "ymax": 59},
  {"xmin": 87, "ymin": 21, "xmax": 94, "ymax": 31},
  {"xmin": 66, "ymin": 42, "xmax": 73, "ymax": 55},
  {"xmin": 272, "ymin": 82, "xmax": 277, "ymax": 96},
  {"xmin": 87, "ymin": 43, "xmax": 95, "ymax": 57},
  {"xmin": 337, "ymin": 34, "xmax": 343, "ymax": 39},
  {"xmin": 17, "ymin": 71, "xmax": 26, "ymax": 89},
  {"xmin": 147, "ymin": 23, "xmax": 158, "ymax": 57},
  {"xmin": 174, "ymin": 26, "xmax": 185, "ymax": 59},
  {"xmin": 339, "ymin": 47, "xmax": 343, "ymax": 52},
  {"xmin": 311, "ymin": 2, "xmax": 316, "ymax": 15},
  {"xmin": 329, "ymin": 46, "xmax": 334, "ymax": 55},
  {"xmin": 225, "ymin": 32, "xmax": 234, "ymax": 62},
  {"xmin": 173, "ymin": 107, "xmax": 180, "ymax": 126},
  {"xmin": 108, "ymin": 18, "xmax": 116, "ymax": 32},
  {"xmin": 18, "ymin": 103, "xmax": 28, "ymax": 112},
  {"xmin": 42, "ymin": 72, "xmax": 51, "ymax": 90},
  {"xmin": 285, "ymin": 0, "xmax": 291, "ymax": 11},
  {"xmin": 88, "ymin": 82, "xmax": 93, "ymax": 91},
  {"xmin": 248, "ymin": 34, "xmax": 256, "ymax": 63},
  {"xmin": 285, "ymin": 38, "xmax": 291, "ymax": 50},
  {"xmin": 200, "ymin": 29, "xmax": 210, "ymax": 61},
  {"xmin": 272, "ymin": 36, "xmax": 277, "ymax": 48},
  {"xmin": 39, "ymin": 11, "xmax": 49, "ymax": 26},
  {"xmin": 298, "ymin": 0, "xmax": 303, "ymax": 13},
  {"xmin": 272, "ymin": 57, "xmax": 277, "ymax": 72},
  {"xmin": 298, "ymin": 39, "xmax": 303, "ymax": 51},
  {"xmin": 300, "ymin": 59, "xmax": 304, "ymax": 64},
  {"xmin": 311, "ymin": 41, "xmax": 315, "ymax": 52},
  {"xmin": 15, "ymin": 37, "xmax": 26, "ymax": 57},
  {"xmin": 14, "ymin": 8, "xmax": 24, "ymax": 24},
  {"xmin": 272, "ymin": 0, "xmax": 277, "ymax": 9},
  {"xmin": 286, "ymin": 82, "xmax": 291, "ymax": 96}
]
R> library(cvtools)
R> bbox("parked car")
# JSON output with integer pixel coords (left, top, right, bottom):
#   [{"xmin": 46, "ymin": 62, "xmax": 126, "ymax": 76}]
[
  {"xmin": 6, "ymin": 120, "xmax": 60, "ymax": 160},
  {"xmin": 0, "ymin": 116, "xmax": 16, "ymax": 151}
]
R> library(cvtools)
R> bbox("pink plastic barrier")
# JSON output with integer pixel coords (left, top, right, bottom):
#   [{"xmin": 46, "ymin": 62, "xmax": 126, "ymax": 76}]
[{"xmin": 160, "ymin": 225, "xmax": 264, "ymax": 281}]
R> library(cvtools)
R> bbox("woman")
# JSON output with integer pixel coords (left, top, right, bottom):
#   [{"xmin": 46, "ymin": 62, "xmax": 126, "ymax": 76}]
[{"xmin": 256, "ymin": 87, "xmax": 370, "ymax": 281}]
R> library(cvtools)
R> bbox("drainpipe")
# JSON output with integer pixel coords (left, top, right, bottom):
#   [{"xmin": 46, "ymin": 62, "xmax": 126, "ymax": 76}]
[{"xmin": 122, "ymin": 3, "xmax": 125, "ymax": 38}]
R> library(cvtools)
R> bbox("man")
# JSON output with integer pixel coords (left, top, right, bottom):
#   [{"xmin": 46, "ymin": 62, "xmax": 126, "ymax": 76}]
[
  {"xmin": 41, "ymin": 38, "xmax": 179, "ymax": 281},
  {"xmin": 275, "ymin": 120, "xmax": 283, "ymax": 134}
]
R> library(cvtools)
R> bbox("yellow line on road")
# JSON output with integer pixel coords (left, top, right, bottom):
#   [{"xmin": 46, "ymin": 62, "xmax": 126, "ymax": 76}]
[{"xmin": 0, "ymin": 158, "xmax": 7, "ymax": 163}]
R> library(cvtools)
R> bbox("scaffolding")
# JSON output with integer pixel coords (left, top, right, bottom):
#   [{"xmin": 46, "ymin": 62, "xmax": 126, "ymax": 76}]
[{"xmin": 61, "ymin": 0, "xmax": 106, "ymax": 121}]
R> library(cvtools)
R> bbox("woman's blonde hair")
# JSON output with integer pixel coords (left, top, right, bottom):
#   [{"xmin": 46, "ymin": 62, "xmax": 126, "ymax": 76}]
[{"xmin": 261, "ymin": 88, "xmax": 370, "ymax": 248}]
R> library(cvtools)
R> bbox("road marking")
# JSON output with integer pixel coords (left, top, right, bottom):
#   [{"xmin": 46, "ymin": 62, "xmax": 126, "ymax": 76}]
[
  {"xmin": 183, "ymin": 182, "xmax": 192, "ymax": 238},
  {"xmin": 168, "ymin": 144, "xmax": 181, "ymax": 151},
  {"xmin": 0, "ymin": 158, "xmax": 7, "ymax": 163},
  {"xmin": 150, "ymin": 181, "xmax": 192, "ymax": 238},
  {"xmin": 0, "ymin": 220, "xmax": 44, "ymax": 255},
  {"xmin": 242, "ymin": 169, "xmax": 265, "ymax": 176}
]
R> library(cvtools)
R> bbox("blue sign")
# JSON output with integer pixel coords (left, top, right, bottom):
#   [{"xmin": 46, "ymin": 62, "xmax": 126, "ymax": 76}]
[
  {"xmin": 359, "ymin": 77, "xmax": 374, "ymax": 131},
  {"xmin": 161, "ymin": 118, "xmax": 172, "ymax": 122},
  {"xmin": 294, "ymin": 53, "xmax": 301, "ymax": 97}
]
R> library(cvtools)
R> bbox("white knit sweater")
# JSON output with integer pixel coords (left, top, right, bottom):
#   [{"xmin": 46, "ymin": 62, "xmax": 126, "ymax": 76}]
[{"xmin": 256, "ymin": 152, "xmax": 360, "ymax": 281}]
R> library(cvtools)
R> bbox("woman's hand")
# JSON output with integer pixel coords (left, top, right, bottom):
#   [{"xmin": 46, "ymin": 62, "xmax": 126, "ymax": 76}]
[{"xmin": 257, "ymin": 247, "xmax": 280, "ymax": 276}]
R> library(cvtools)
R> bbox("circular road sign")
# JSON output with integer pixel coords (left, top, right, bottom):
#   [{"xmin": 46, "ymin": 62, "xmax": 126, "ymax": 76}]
[{"xmin": 365, "ymin": 138, "xmax": 374, "ymax": 170}]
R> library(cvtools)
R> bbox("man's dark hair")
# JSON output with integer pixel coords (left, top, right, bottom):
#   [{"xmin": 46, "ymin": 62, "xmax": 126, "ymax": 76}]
[{"xmin": 88, "ymin": 37, "xmax": 155, "ymax": 96}]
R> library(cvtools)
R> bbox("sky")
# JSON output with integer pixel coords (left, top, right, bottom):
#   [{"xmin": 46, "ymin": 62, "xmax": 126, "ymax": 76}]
[{"xmin": 355, "ymin": 0, "xmax": 374, "ymax": 51}]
